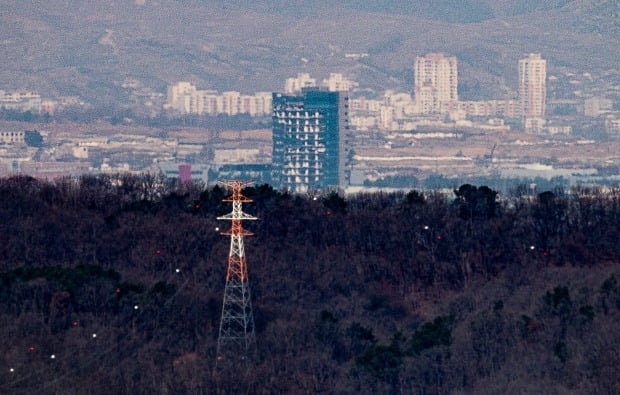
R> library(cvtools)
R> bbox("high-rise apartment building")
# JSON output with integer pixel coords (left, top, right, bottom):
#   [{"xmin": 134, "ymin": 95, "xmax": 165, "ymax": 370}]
[
  {"xmin": 519, "ymin": 53, "xmax": 546, "ymax": 118},
  {"xmin": 272, "ymin": 89, "xmax": 349, "ymax": 193},
  {"xmin": 414, "ymin": 53, "xmax": 458, "ymax": 114}
]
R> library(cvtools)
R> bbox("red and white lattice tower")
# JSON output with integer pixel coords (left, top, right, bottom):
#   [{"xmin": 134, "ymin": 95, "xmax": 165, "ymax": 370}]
[{"xmin": 216, "ymin": 180, "xmax": 257, "ymax": 364}]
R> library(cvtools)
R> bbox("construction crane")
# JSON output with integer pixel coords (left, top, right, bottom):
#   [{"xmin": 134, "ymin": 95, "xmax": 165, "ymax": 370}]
[{"xmin": 478, "ymin": 143, "xmax": 497, "ymax": 168}]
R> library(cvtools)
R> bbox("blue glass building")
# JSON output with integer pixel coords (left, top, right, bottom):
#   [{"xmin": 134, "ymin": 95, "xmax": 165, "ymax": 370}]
[{"xmin": 272, "ymin": 89, "xmax": 349, "ymax": 192}]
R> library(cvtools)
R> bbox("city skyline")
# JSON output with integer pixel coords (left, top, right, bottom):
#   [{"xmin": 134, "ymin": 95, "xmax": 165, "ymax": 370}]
[
  {"xmin": 0, "ymin": 0, "xmax": 618, "ymax": 187},
  {"xmin": 3, "ymin": 49, "xmax": 612, "ymax": 130},
  {"xmin": 1, "ymin": 1, "xmax": 617, "ymax": 106}
]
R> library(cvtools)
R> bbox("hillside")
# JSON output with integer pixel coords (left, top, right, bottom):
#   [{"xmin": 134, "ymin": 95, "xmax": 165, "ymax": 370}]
[
  {"xmin": 0, "ymin": 175, "xmax": 619, "ymax": 393},
  {"xmin": 1, "ymin": 0, "xmax": 618, "ymax": 106}
]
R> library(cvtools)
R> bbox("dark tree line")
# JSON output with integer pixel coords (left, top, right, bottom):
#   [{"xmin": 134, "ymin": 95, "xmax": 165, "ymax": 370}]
[{"xmin": 0, "ymin": 175, "xmax": 618, "ymax": 394}]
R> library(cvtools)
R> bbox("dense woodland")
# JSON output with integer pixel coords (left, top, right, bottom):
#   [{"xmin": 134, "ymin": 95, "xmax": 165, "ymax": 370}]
[{"xmin": 0, "ymin": 175, "xmax": 618, "ymax": 394}]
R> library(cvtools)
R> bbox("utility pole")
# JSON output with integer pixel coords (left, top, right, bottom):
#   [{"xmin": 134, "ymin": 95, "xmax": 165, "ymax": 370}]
[{"xmin": 215, "ymin": 180, "xmax": 257, "ymax": 365}]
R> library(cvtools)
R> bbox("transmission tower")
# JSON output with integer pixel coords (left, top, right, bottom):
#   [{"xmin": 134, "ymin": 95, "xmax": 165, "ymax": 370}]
[{"xmin": 216, "ymin": 180, "xmax": 257, "ymax": 365}]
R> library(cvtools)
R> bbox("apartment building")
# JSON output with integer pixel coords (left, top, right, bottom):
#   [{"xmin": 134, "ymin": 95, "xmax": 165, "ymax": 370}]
[
  {"xmin": 414, "ymin": 53, "xmax": 458, "ymax": 114},
  {"xmin": 519, "ymin": 53, "xmax": 547, "ymax": 118}
]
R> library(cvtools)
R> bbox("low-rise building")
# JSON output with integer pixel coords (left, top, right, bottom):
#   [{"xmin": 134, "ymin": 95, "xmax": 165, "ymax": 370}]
[
  {"xmin": 443, "ymin": 100, "xmax": 520, "ymax": 118},
  {"xmin": 605, "ymin": 116, "xmax": 620, "ymax": 136},
  {"xmin": 285, "ymin": 73, "xmax": 317, "ymax": 94},
  {"xmin": 584, "ymin": 97, "xmax": 613, "ymax": 117},
  {"xmin": 524, "ymin": 117, "xmax": 546, "ymax": 133},
  {"xmin": 165, "ymin": 82, "xmax": 272, "ymax": 116},
  {"xmin": 323, "ymin": 73, "xmax": 358, "ymax": 92},
  {"xmin": 0, "ymin": 131, "xmax": 25, "ymax": 145},
  {"xmin": 0, "ymin": 90, "xmax": 42, "ymax": 113},
  {"xmin": 158, "ymin": 161, "xmax": 210, "ymax": 184}
]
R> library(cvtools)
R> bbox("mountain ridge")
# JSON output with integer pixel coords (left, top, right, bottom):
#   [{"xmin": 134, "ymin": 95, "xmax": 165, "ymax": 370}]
[{"xmin": 1, "ymin": 0, "xmax": 617, "ymax": 106}]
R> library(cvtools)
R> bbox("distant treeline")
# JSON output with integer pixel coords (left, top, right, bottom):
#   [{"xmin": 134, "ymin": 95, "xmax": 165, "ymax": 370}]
[
  {"xmin": 365, "ymin": 174, "xmax": 577, "ymax": 191},
  {"xmin": 365, "ymin": 173, "xmax": 620, "ymax": 193},
  {"xmin": 0, "ymin": 175, "xmax": 618, "ymax": 394}
]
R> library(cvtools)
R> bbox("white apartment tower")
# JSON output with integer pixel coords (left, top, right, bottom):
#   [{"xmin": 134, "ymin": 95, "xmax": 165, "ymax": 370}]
[
  {"xmin": 414, "ymin": 53, "xmax": 458, "ymax": 114},
  {"xmin": 519, "ymin": 53, "xmax": 546, "ymax": 118}
]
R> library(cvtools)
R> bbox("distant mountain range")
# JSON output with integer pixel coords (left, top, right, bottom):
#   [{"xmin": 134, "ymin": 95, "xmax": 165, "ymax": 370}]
[
  {"xmin": 1, "ymin": 0, "xmax": 618, "ymax": 107},
  {"xmin": 227, "ymin": 0, "xmax": 575, "ymax": 23}
]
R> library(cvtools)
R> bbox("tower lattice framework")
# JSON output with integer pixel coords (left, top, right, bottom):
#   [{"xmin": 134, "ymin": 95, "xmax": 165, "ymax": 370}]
[{"xmin": 216, "ymin": 180, "xmax": 257, "ymax": 363}]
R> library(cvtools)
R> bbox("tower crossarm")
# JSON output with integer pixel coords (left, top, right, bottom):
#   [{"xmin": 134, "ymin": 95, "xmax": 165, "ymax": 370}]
[{"xmin": 217, "ymin": 212, "xmax": 258, "ymax": 221}]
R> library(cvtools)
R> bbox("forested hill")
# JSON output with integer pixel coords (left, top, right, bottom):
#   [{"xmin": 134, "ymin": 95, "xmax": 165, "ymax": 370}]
[{"xmin": 0, "ymin": 175, "xmax": 619, "ymax": 394}]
